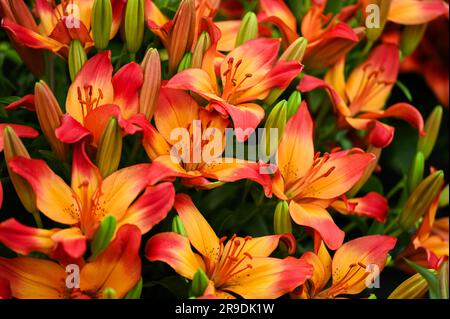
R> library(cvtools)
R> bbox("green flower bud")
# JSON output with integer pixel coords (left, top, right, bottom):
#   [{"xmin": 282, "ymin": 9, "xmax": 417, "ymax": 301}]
[
  {"xmin": 172, "ymin": 215, "xmax": 187, "ymax": 237},
  {"xmin": 407, "ymin": 152, "xmax": 424, "ymax": 194},
  {"xmin": 388, "ymin": 273, "xmax": 429, "ymax": 299},
  {"xmin": 102, "ymin": 287, "xmax": 117, "ymax": 299},
  {"xmin": 286, "ymin": 91, "xmax": 302, "ymax": 120},
  {"xmin": 92, "ymin": 0, "xmax": 113, "ymax": 50},
  {"xmin": 189, "ymin": 268, "xmax": 209, "ymax": 298},
  {"xmin": 68, "ymin": 40, "xmax": 87, "ymax": 81},
  {"xmin": 96, "ymin": 117, "xmax": 123, "ymax": 178},
  {"xmin": 191, "ymin": 32, "xmax": 210, "ymax": 68},
  {"xmin": 140, "ymin": 48, "xmax": 161, "ymax": 121},
  {"xmin": 125, "ymin": 0, "xmax": 145, "ymax": 56},
  {"xmin": 399, "ymin": 170, "xmax": 444, "ymax": 231},
  {"xmin": 280, "ymin": 37, "xmax": 308, "ymax": 63},
  {"xmin": 3, "ymin": 126, "xmax": 38, "ymax": 215},
  {"xmin": 439, "ymin": 261, "xmax": 449, "ymax": 299},
  {"xmin": 418, "ymin": 106, "xmax": 443, "ymax": 159},
  {"xmin": 90, "ymin": 215, "xmax": 117, "ymax": 259},
  {"xmin": 364, "ymin": 0, "xmax": 392, "ymax": 42},
  {"xmin": 401, "ymin": 24, "xmax": 427, "ymax": 57},
  {"xmin": 274, "ymin": 201, "xmax": 292, "ymax": 234},
  {"xmin": 125, "ymin": 278, "xmax": 143, "ymax": 299},
  {"xmin": 261, "ymin": 100, "xmax": 287, "ymax": 159},
  {"xmin": 178, "ymin": 52, "xmax": 192, "ymax": 73},
  {"xmin": 439, "ymin": 184, "xmax": 449, "ymax": 208},
  {"xmin": 235, "ymin": 12, "xmax": 258, "ymax": 47}
]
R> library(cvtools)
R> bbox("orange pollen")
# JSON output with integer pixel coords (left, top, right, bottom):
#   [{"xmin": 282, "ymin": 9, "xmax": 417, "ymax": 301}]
[{"xmin": 222, "ymin": 58, "xmax": 253, "ymax": 103}]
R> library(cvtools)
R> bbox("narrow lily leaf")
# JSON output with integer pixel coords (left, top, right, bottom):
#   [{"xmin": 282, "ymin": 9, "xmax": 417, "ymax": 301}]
[{"xmin": 405, "ymin": 259, "xmax": 440, "ymax": 299}]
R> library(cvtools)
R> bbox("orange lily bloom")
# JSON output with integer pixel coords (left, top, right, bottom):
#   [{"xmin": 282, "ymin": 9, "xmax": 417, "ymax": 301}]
[
  {"xmin": 258, "ymin": 0, "xmax": 361, "ymax": 70},
  {"xmin": 0, "ymin": 224, "xmax": 141, "ymax": 299},
  {"xmin": 1, "ymin": 0, "xmax": 126, "ymax": 58},
  {"xmin": 386, "ymin": 0, "xmax": 449, "ymax": 25},
  {"xmin": 299, "ymin": 43, "xmax": 424, "ymax": 148},
  {"xmin": 166, "ymin": 38, "xmax": 303, "ymax": 141},
  {"xmin": 142, "ymin": 87, "xmax": 271, "ymax": 194},
  {"xmin": 400, "ymin": 192, "xmax": 449, "ymax": 271},
  {"xmin": 272, "ymin": 102, "xmax": 376, "ymax": 250},
  {"xmin": 1, "ymin": 142, "xmax": 174, "ymax": 259},
  {"xmin": 55, "ymin": 51, "xmax": 148, "ymax": 146},
  {"xmin": 146, "ymin": 194, "xmax": 313, "ymax": 299},
  {"xmin": 294, "ymin": 235, "xmax": 397, "ymax": 298}
]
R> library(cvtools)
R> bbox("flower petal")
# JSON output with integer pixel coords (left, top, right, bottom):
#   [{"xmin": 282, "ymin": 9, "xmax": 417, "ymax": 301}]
[
  {"xmin": 388, "ymin": 0, "xmax": 449, "ymax": 25},
  {"xmin": 9, "ymin": 156, "xmax": 80, "ymax": 225},
  {"xmin": 51, "ymin": 227, "xmax": 87, "ymax": 259},
  {"xmin": 0, "ymin": 257, "xmax": 66, "ymax": 299},
  {"xmin": 55, "ymin": 114, "xmax": 92, "ymax": 144},
  {"xmin": 331, "ymin": 192, "xmax": 389, "ymax": 223},
  {"xmin": 119, "ymin": 182, "xmax": 175, "ymax": 234},
  {"xmin": 165, "ymin": 68, "xmax": 221, "ymax": 101},
  {"xmin": 80, "ymin": 224, "xmax": 141, "ymax": 298},
  {"xmin": 145, "ymin": 232, "xmax": 205, "ymax": 279},
  {"xmin": 224, "ymin": 256, "xmax": 312, "ymax": 299},
  {"xmin": 289, "ymin": 201, "xmax": 344, "ymax": 250},
  {"xmin": 112, "ymin": 62, "xmax": 143, "ymax": 119},
  {"xmin": 4, "ymin": 94, "xmax": 35, "ymax": 111},
  {"xmin": 0, "ymin": 123, "xmax": 39, "ymax": 152}
]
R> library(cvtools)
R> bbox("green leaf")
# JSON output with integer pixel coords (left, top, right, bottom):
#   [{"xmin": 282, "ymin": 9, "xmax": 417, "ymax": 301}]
[
  {"xmin": 396, "ymin": 80, "xmax": 413, "ymax": 101},
  {"xmin": 125, "ymin": 277, "xmax": 143, "ymax": 299},
  {"xmin": 404, "ymin": 259, "xmax": 441, "ymax": 299}
]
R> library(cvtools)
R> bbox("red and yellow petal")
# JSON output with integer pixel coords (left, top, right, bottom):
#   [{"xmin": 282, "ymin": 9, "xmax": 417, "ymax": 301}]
[
  {"xmin": 80, "ymin": 224, "xmax": 141, "ymax": 298},
  {"xmin": 331, "ymin": 192, "xmax": 389, "ymax": 223},
  {"xmin": 3, "ymin": 94, "xmax": 35, "ymax": 111},
  {"xmin": 9, "ymin": 156, "xmax": 81, "ymax": 225},
  {"xmin": 55, "ymin": 114, "xmax": 92, "ymax": 144},
  {"xmin": 0, "ymin": 257, "xmax": 66, "ymax": 299},
  {"xmin": 119, "ymin": 182, "xmax": 175, "ymax": 234},
  {"xmin": 224, "ymin": 256, "xmax": 312, "ymax": 299},
  {"xmin": 0, "ymin": 219, "xmax": 56, "ymax": 255},
  {"xmin": 145, "ymin": 232, "xmax": 205, "ymax": 280},
  {"xmin": 388, "ymin": 0, "xmax": 449, "ymax": 25},
  {"xmin": 0, "ymin": 123, "xmax": 39, "ymax": 152},
  {"xmin": 112, "ymin": 62, "xmax": 143, "ymax": 119},
  {"xmin": 51, "ymin": 227, "xmax": 87, "ymax": 259},
  {"xmin": 289, "ymin": 201, "xmax": 345, "ymax": 250}
]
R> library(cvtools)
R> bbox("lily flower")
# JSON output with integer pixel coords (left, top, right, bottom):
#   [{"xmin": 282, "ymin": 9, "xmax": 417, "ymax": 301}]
[
  {"xmin": 258, "ymin": 0, "xmax": 361, "ymax": 70},
  {"xmin": 400, "ymin": 191, "xmax": 449, "ymax": 271},
  {"xmin": 1, "ymin": 0, "xmax": 126, "ymax": 59},
  {"xmin": 142, "ymin": 87, "xmax": 271, "ymax": 194},
  {"xmin": 55, "ymin": 51, "xmax": 148, "ymax": 146},
  {"xmin": 166, "ymin": 38, "xmax": 303, "ymax": 141},
  {"xmin": 1, "ymin": 141, "xmax": 174, "ymax": 259},
  {"xmin": 146, "ymin": 194, "xmax": 312, "ymax": 299},
  {"xmin": 272, "ymin": 102, "xmax": 376, "ymax": 249},
  {"xmin": 293, "ymin": 235, "xmax": 396, "ymax": 298},
  {"xmin": 299, "ymin": 43, "xmax": 424, "ymax": 148},
  {"xmin": 0, "ymin": 224, "xmax": 141, "ymax": 299}
]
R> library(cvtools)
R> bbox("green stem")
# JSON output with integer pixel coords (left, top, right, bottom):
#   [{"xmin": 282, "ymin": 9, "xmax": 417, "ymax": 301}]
[
  {"xmin": 389, "ymin": 228, "xmax": 403, "ymax": 238},
  {"xmin": 387, "ymin": 179, "xmax": 405, "ymax": 200},
  {"xmin": 32, "ymin": 211, "xmax": 43, "ymax": 228}
]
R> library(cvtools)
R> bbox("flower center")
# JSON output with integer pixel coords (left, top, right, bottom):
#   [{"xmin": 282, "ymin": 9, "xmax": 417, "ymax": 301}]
[
  {"xmin": 77, "ymin": 85, "xmax": 104, "ymax": 120},
  {"xmin": 211, "ymin": 235, "xmax": 254, "ymax": 287},
  {"xmin": 222, "ymin": 57, "xmax": 253, "ymax": 104},
  {"xmin": 322, "ymin": 262, "xmax": 368, "ymax": 298}
]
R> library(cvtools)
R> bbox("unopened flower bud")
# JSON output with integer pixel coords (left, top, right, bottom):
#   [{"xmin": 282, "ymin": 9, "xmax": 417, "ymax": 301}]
[
  {"xmin": 235, "ymin": 12, "xmax": 258, "ymax": 47},
  {"xmin": 68, "ymin": 40, "xmax": 87, "ymax": 81},
  {"xmin": 399, "ymin": 170, "xmax": 444, "ymax": 230},
  {"xmin": 261, "ymin": 100, "xmax": 286, "ymax": 158},
  {"xmin": 439, "ymin": 184, "xmax": 449, "ymax": 208},
  {"xmin": 280, "ymin": 37, "xmax": 308, "ymax": 63},
  {"xmin": 418, "ymin": 106, "xmax": 442, "ymax": 159},
  {"xmin": 172, "ymin": 215, "xmax": 187, "ymax": 237},
  {"xmin": 2, "ymin": 126, "xmax": 37, "ymax": 214},
  {"xmin": 388, "ymin": 273, "xmax": 429, "ymax": 299},
  {"xmin": 274, "ymin": 201, "xmax": 292, "ymax": 234},
  {"xmin": 401, "ymin": 24, "xmax": 427, "ymax": 57},
  {"xmin": 90, "ymin": 215, "xmax": 117, "ymax": 259},
  {"xmin": 34, "ymin": 81, "xmax": 68, "ymax": 161},
  {"xmin": 407, "ymin": 152, "xmax": 424, "ymax": 194},
  {"xmin": 439, "ymin": 261, "xmax": 449, "ymax": 299},
  {"xmin": 169, "ymin": 0, "xmax": 195, "ymax": 75},
  {"xmin": 189, "ymin": 268, "xmax": 209, "ymax": 298},
  {"xmin": 364, "ymin": 0, "xmax": 392, "ymax": 42},
  {"xmin": 140, "ymin": 48, "xmax": 161, "ymax": 120},
  {"xmin": 125, "ymin": 0, "xmax": 145, "ymax": 56},
  {"xmin": 92, "ymin": 0, "xmax": 113, "ymax": 50},
  {"xmin": 178, "ymin": 52, "xmax": 192, "ymax": 72},
  {"xmin": 96, "ymin": 117, "xmax": 123, "ymax": 178},
  {"xmin": 191, "ymin": 32, "xmax": 210, "ymax": 68},
  {"xmin": 102, "ymin": 287, "xmax": 117, "ymax": 299},
  {"xmin": 286, "ymin": 91, "xmax": 302, "ymax": 120}
]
